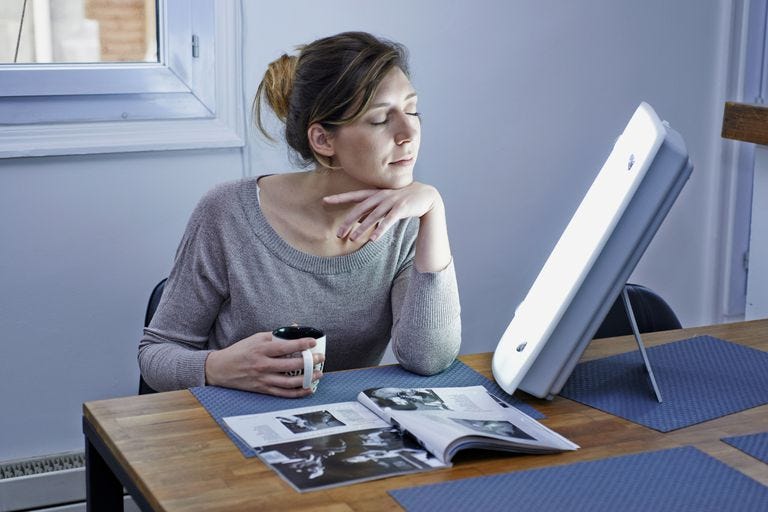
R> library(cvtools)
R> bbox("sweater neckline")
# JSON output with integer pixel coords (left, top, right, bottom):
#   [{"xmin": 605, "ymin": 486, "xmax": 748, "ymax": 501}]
[{"xmin": 240, "ymin": 177, "xmax": 393, "ymax": 274}]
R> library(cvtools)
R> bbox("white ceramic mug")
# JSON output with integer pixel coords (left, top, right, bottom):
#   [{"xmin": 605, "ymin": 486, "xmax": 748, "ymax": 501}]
[{"xmin": 272, "ymin": 326, "xmax": 326, "ymax": 391}]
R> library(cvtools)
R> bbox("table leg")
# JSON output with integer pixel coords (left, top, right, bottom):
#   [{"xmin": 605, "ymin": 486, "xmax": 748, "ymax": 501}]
[{"xmin": 85, "ymin": 435, "xmax": 124, "ymax": 512}]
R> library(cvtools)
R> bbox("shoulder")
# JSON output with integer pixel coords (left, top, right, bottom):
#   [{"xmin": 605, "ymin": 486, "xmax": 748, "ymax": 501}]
[
  {"xmin": 257, "ymin": 172, "xmax": 310, "ymax": 205},
  {"xmin": 190, "ymin": 178, "xmax": 258, "ymax": 218},
  {"xmin": 199, "ymin": 177, "xmax": 258, "ymax": 207},
  {"xmin": 182, "ymin": 178, "xmax": 259, "ymax": 237}
]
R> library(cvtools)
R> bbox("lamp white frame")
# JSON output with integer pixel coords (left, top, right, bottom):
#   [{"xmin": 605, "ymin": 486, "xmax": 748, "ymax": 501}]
[{"xmin": 492, "ymin": 102, "xmax": 692, "ymax": 401}]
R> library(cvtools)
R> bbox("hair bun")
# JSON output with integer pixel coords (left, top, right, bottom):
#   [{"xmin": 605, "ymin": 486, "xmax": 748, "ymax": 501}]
[{"xmin": 261, "ymin": 54, "xmax": 298, "ymax": 122}]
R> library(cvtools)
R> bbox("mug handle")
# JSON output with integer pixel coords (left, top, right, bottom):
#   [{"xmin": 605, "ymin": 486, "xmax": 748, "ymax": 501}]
[{"xmin": 301, "ymin": 349, "xmax": 314, "ymax": 389}]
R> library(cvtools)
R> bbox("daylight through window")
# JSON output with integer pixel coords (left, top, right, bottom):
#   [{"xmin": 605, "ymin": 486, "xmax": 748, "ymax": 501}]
[{"xmin": 0, "ymin": 0, "xmax": 157, "ymax": 64}]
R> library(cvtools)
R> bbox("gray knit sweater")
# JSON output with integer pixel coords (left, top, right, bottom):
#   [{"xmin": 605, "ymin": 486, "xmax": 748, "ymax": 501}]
[{"xmin": 138, "ymin": 177, "xmax": 461, "ymax": 391}]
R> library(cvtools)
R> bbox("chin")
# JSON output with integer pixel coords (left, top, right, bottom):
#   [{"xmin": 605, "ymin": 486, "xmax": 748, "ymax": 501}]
[
  {"xmin": 384, "ymin": 166, "xmax": 415, "ymax": 189},
  {"xmin": 384, "ymin": 174, "xmax": 414, "ymax": 190}
]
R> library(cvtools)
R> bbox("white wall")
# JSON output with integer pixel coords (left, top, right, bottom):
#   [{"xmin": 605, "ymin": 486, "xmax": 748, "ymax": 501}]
[
  {"xmin": 0, "ymin": 0, "xmax": 734, "ymax": 462},
  {"xmin": 0, "ymin": 151, "xmax": 243, "ymax": 461}
]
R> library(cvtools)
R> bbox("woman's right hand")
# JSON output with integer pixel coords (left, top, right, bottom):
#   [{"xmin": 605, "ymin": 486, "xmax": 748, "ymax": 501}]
[{"xmin": 204, "ymin": 331, "xmax": 324, "ymax": 397}]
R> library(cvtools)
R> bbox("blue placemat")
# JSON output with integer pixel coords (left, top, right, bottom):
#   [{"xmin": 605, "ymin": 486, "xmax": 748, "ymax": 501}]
[
  {"xmin": 723, "ymin": 432, "xmax": 768, "ymax": 464},
  {"xmin": 559, "ymin": 336, "xmax": 768, "ymax": 432},
  {"xmin": 191, "ymin": 360, "xmax": 543, "ymax": 457},
  {"xmin": 389, "ymin": 446, "xmax": 768, "ymax": 512}
]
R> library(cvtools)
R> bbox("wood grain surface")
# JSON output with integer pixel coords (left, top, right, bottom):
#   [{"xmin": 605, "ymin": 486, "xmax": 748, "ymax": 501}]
[
  {"xmin": 722, "ymin": 101, "xmax": 768, "ymax": 146},
  {"xmin": 84, "ymin": 320, "xmax": 768, "ymax": 511}
]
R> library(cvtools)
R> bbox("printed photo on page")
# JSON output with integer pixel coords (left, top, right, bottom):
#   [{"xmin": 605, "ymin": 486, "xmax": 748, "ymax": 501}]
[
  {"xmin": 357, "ymin": 385, "xmax": 512, "ymax": 416},
  {"xmin": 222, "ymin": 401, "xmax": 387, "ymax": 450},
  {"xmin": 259, "ymin": 426, "xmax": 446, "ymax": 492}
]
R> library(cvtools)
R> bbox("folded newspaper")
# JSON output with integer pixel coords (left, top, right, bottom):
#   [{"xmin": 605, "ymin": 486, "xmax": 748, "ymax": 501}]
[{"xmin": 223, "ymin": 386, "xmax": 578, "ymax": 492}]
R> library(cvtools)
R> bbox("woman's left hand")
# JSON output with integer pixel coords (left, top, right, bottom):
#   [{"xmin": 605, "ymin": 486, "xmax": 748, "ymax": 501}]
[{"xmin": 323, "ymin": 182, "xmax": 440, "ymax": 242}]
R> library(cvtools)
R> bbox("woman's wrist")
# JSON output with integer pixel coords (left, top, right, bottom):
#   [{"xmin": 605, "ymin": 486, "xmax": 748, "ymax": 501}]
[
  {"xmin": 421, "ymin": 191, "xmax": 444, "ymax": 222},
  {"xmin": 204, "ymin": 351, "xmax": 219, "ymax": 386},
  {"xmin": 414, "ymin": 189, "xmax": 452, "ymax": 272}
]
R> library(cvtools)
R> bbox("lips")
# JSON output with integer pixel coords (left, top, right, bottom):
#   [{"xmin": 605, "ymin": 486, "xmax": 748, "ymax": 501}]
[{"xmin": 389, "ymin": 156, "xmax": 414, "ymax": 166}]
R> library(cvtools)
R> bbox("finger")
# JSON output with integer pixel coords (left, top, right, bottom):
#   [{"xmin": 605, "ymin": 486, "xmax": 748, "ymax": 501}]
[
  {"xmin": 261, "ymin": 369, "xmax": 323, "ymax": 389},
  {"xmin": 262, "ymin": 385, "xmax": 315, "ymax": 398},
  {"xmin": 261, "ymin": 371, "xmax": 309, "ymax": 388},
  {"xmin": 267, "ymin": 355, "xmax": 309, "ymax": 374},
  {"xmin": 349, "ymin": 201, "xmax": 394, "ymax": 240},
  {"xmin": 369, "ymin": 210, "xmax": 399, "ymax": 241},
  {"xmin": 337, "ymin": 204, "xmax": 376, "ymax": 239},
  {"xmin": 264, "ymin": 352, "xmax": 324, "ymax": 374},
  {"xmin": 260, "ymin": 345, "xmax": 324, "ymax": 373},
  {"xmin": 338, "ymin": 194, "xmax": 389, "ymax": 238},
  {"xmin": 323, "ymin": 189, "xmax": 378, "ymax": 204},
  {"xmin": 265, "ymin": 337, "xmax": 317, "ymax": 357}
]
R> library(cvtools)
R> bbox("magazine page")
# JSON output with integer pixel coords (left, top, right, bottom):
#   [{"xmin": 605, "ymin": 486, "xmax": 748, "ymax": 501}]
[
  {"xmin": 222, "ymin": 402, "xmax": 447, "ymax": 492},
  {"xmin": 222, "ymin": 401, "xmax": 386, "ymax": 449},
  {"xmin": 357, "ymin": 385, "xmax": 515, "ymax": 421},
  {"xmin": 358, "ymin": 386, "xmax": 578, "ymax": 463},
  {"xmin": 394, "ymin": 405, "xmax": 579, "ymax": 463},
  {"xmin": 258, "ymin": 426, "xmax": 447, "ymax": 492}
]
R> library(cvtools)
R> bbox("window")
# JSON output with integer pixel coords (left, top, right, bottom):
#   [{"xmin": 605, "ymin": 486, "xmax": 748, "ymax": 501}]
[
  {"xmin": 1, "ymin": 0, "xmax": 158, "ymax": 65},
  {"xmin": 0, "ymin": 0, "xmax": 243, "ymax": 158}
]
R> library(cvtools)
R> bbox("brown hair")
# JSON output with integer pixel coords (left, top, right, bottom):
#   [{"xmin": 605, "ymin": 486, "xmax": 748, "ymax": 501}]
[{"xmin": 254, "ymin": 32, "xmax": 410, "ymax": 168}]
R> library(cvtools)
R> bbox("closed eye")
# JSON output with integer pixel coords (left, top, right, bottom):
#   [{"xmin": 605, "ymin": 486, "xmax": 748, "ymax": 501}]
[{"xmin": 370, "ymin": 112, "xmax": 421, "ymax": 126}]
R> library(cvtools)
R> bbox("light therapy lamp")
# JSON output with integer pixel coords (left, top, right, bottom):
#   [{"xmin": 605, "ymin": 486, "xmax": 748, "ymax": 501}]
[{"xmin": 492, "ymin": 102, "xmax": 693, "ymax": 402}]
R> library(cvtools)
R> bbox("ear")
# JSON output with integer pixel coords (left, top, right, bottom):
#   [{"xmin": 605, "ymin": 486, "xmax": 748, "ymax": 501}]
[{"xmin": 307, "ymin": 123, "xmax": 335, "ymax": 157}]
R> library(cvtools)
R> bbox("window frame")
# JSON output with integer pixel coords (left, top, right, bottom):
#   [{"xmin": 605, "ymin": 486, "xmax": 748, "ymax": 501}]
[{"xmin": 0, "ymin": 0, "xmax": 243, "ymax": 158}]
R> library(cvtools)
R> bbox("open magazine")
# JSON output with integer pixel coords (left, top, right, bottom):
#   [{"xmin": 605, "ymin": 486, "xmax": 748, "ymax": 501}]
[{"xmin": 222, "ymin": 386, "xmax": 578, "ymax": 492}]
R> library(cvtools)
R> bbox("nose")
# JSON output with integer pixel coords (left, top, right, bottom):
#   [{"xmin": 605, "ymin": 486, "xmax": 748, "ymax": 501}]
[{"xmin": 394, "ymin": 112, "xmax": 418, "ymax": 146}]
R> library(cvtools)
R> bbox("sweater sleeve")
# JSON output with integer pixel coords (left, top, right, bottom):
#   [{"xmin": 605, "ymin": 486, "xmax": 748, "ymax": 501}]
[
  {"xmin": 138, "ymin": 188, "xmax": 229, "ymax": 391},
  {"xmin": 390, "ymin": 253, "xmax": 462, "ymax": 375}
]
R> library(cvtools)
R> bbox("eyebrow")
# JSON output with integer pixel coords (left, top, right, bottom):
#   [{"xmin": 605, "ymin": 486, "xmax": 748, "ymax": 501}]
[{"xmin": 368, "ymin": 92, "xmax": 418, "ymax": 110}]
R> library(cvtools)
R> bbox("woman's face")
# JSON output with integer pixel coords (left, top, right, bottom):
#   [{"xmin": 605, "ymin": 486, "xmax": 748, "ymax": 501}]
[{"xmin": 328, "ymin": 67, "xmax": 421, "ymax": 189}]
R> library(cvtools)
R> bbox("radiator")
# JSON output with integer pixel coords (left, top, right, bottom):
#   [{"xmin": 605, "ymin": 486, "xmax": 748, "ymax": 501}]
[{"xmin": 0, "ymin": 451, "xmax": 138, "ymax": 512}]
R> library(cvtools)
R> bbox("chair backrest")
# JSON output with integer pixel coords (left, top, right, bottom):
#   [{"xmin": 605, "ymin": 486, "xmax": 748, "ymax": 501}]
[
  {"xmin": 144, "ymin": 278, "xmax": 167, "ymax": 328},
  {"xmin": 139, "ymin": 278, "xmax": 167, "ymax": 394},
  {"xmin": 593, "ymin": 283, "xmax": 681, "ymax": 339}
]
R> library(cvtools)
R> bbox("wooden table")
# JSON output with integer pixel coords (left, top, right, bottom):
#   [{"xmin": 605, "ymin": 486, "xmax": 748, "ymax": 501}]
[{"xmin": 83, "ymin": 320, "xmax": 768, "ymax": 511}]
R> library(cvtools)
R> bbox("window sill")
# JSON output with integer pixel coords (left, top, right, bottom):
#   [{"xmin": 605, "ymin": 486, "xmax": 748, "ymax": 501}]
[{"xmin": 0, "ymin": 116, "xmax": 243, "ymax": 158}]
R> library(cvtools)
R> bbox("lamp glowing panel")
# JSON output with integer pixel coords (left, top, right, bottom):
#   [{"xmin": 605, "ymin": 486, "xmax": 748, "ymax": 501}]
[{"xmin": 492, "ymin": 102, "xmax": 693, "ymax": 399}]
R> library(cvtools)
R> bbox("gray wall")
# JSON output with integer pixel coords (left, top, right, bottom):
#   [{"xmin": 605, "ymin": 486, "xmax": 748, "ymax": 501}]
[
  {"xmin": 245, "ymin": 1, "xmax": 730, "ymax": 352},
  {"xmin": 0, "ymin": 0, "xmax": 733, "ymax": 461}
]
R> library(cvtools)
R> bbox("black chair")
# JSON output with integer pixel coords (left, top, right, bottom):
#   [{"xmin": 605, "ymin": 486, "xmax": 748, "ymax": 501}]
[
  {"xmin": 139, "ymin": 278, "xmax": 167, "ymax": 395},
  {"xmin": 593, "ymin": 283, "xmax": 681, "ymax": 339}
]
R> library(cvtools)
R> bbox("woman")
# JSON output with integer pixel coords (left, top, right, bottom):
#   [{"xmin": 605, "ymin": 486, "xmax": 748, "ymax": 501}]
[{"xmin": 139, "ymin": 31, "xmax": 461, "ymax": 396}]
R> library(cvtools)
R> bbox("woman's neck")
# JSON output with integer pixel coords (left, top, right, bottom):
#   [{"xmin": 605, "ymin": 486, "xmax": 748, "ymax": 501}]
[
  {"xmin": 295, "ymin": 168, "xmax": 368, "ymax": 221},
  {"xmin": 303, "ymin": 167, "xmax": 366, "ymax": 197},
  {"xmin": 258, "ymin": 169, "xmax": 375, "ymax": 256}
]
